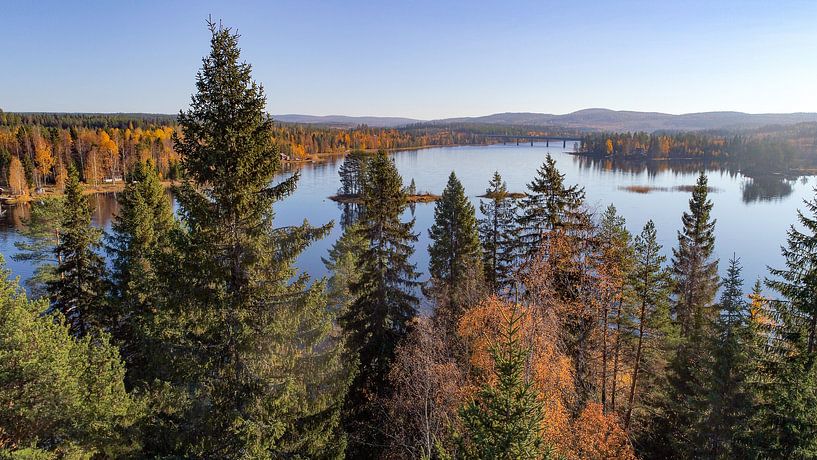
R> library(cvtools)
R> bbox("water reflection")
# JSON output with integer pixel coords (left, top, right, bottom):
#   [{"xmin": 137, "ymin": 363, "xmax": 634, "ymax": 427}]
[
  {"xmin": 741, "ymin": 175, "xmax": 796, "ymax": 203},
  {"xmin": 572, "ymin": 155, "xmax": 797, "ymax": 203}
]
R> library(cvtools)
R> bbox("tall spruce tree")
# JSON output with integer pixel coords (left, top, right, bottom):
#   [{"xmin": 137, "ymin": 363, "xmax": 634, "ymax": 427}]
[
  {"xmin": 671, "ymin": 172, "xmax": 720, "ymax": 337},
  {"xmin": 517, "ymin": 154, "xmax": 586, "ymax": 260},
  {"xmin": 655, "ymin": 173, "xmax": 720, "ymax": 457},
  {"xmin": 768, "ymin": 186, "xmax": 817, "ymax": 353},
  {"xmin": 427, "ymin": 171, "xmax": 483, "ymax": 322},
  {"xmin": 760, "ymin": 187, "xmax": 817, "ymax": 457},
  {"xmin": 686, "ymin": 256, "xmax": 758, "ymax": 458},
  {"xmin": 47, "ymin": 164, "xmax": 108, "ymax": 337},
  {"xmin": 341, "ymin": 151, "xmax": 419, "ymax": 455},
  {"xmin": 106, "ymin": 160, "xmax": 175, "ymax": 386},
  {"xmin": 457, "ymin": 305, "xmax": 548, "ymax": 459},
  {"xmin": 478, "ymin": 171, "xmax": 519, "ymax": 295},
  {"xmin": 167, "ymin": 21, "xmax": 350, "ymax": 458}
]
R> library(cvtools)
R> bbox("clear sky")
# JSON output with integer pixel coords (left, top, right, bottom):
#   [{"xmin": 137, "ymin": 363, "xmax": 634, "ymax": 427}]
[{"xmin": 2, "ymin": 0, "xmax": 816, "ymax": 119}]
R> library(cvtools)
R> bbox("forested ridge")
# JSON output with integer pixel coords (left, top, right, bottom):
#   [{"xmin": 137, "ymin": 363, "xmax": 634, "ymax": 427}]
[{"xmin": 5, "ymin": 21, "xmax": 817, "ymax": 459}]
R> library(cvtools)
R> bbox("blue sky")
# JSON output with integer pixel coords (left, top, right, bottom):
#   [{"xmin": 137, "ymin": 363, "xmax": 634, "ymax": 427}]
[{"xmin": 2, "ymin": 0, "xmax": 816, "ymax": 119}]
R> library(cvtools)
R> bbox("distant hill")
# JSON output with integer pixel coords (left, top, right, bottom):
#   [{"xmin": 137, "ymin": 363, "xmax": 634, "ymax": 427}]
[
  {"xmin": 432, "ymin": 109, "xmax": 817, "ymax": 132},
  {"xmin": 272, "ymin": 114, "xmax": 421, "ymax": 128}
]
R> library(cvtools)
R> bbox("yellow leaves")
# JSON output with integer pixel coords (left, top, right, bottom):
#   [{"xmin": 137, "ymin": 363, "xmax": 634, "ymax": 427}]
[
  {"xmin": 33, "ymin": 136, "xmax": 54, "ymax": 179},
  {"xmin": 8, "ymin": 156, "xmax": 28, "ymax": 196}
]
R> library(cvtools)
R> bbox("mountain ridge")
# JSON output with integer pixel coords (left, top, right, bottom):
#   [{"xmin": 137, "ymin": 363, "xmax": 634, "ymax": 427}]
[{"xmin": 272, "ymin": 108, "xmax": 817, "ymax": 131}]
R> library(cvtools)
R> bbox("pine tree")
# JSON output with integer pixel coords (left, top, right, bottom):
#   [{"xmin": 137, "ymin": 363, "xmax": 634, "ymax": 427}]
[
  {"xmin": 624, "ymin": 220, "xmax": 675, "ymax": 432},
  {"xmin": 517, "ymin": 154, "xmax": 586, "ymax": 261},
  {"xmin": 672, "ymin": 172, "xmax": 720, "ymax": 337},
  {"xmin": 427, "ymin": 171, "xmax": 483, "ymax": 323},
  {"xmin": 47, "ymin": 164, "xmax": 108, "ymax": 337},
  {"xmin": 0, "ymin": 255, "xmax": 138, "ymax": 457},
  {"xmin": 342, "ymin": 151, "xmax": 419, "ymax": 454},
  {"xmin": 457, "ymin": 304, "xmax": 548, "ymax": 459},
  {"xmin": 687, "ymin": 256, "xmax": 758, "ymax": 458},
  {"xmin": 478, "ymin": 171, "xmax": 519, "ymax": 295},
  {"xmin": 166, "ymin": 21, "xmax": 350, "ymax": 458},
  {"xmin": 106, "ymin": 160, "xmax": 175, "ymax": 386},
  {"xmin": 595, "ymin": 204, "xmax": 633, "ymax": 415}
]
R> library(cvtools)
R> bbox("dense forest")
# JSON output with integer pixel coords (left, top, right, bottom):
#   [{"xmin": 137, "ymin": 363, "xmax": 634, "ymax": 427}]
[
  {"xmin": 0, "ymin": 114, "xmax": 567, "ymax": 197},
  {"xmin": 575, "ymin": 131, "xmax": 802, "ymax": 174},
  {"xmin": 5, "ymin": 21, "xmax": 817, "ymax": 459}
]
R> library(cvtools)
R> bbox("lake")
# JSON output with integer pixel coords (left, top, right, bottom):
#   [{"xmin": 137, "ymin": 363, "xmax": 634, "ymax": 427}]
[{"xmin": 1, "ymin": 144, "xmax": 813, "ymax": 299}]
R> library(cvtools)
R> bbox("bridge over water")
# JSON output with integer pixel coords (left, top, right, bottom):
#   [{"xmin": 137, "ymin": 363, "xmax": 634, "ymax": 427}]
[{"xmin": 485, "ymin": 134, "xmax": 582, "ymax": 148}]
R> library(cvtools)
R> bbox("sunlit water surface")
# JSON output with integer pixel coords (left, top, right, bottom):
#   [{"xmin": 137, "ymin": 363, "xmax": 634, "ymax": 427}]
[{"xmin": 1, "ymin": 144, "xmax": 813, "ymax": 301}]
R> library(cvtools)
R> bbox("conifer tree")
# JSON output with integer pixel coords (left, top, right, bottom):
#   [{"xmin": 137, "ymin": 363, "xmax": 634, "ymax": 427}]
[
  {"xmin": 0, "ymin": 255, "xmax": 138, "ymax": 457},
  {"xmin": 167, "ymin": 21, "xmax": 349, "ymax": 458},
  {"xmin": 342, "ymin": 151, "xmax": 419, "ymax": 454},
  {"xmin": 768, "ymin": 187, "xmax": 817, "ymax": 353},
  {"xmin": 107, "ymin": 160, "xmax": 175, "ymax": 386},
  {"xmin": 457, "ymin": 305, "xmax": 548, "ymax": 459},
  {"xmin": 517, "ymin": 154, "xmax": 586, "ymax": 260},
  {"xmin": 624, "ymin": 220, "xmax": 675, "ymax": 432},
  {"xmin": 47, "ymin": 164, "xmax": 108, "ymax": 337},
  {"xmin": 323, "ymin": 223, "xmax": 367, "ymax": 315},
  {"xmin": 478, "ymin": 171, "xmax": 519, "ymax": 294},
  {"xmin": 687, "ymin": 256, "xmax": 758, "ymax": 458},
  {"xmin": 654, "ymin": 173, "xmax": 720, "ymax": 457},
  {"xmin": 595, "ymin": 204, "xmax": 633, "ymax": 414},
  {"xmin": 337, "ymin": 151, "xmax": 369, "ymax": 227},
  {"xmin": 672, "ymin": 172, "xmax": 720, "ymax": 337},
  {"xmin": 427, "ymin": 171, "xmax": 483, "ymax": 322},
  {"xmin": 759, "ymin": 187, "xmax": 817, "ymax": 457}
]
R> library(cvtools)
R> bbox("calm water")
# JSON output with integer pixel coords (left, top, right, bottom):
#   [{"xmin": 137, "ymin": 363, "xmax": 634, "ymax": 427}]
[{"xmin": 1, "ymin": 144, "xmax": 813, "ymax": 296}]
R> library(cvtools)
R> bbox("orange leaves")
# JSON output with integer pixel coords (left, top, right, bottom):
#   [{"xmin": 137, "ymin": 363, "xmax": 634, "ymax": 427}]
[
  {"xmin": 566, "ymin": 403, "xmax": 636, "ymax": 460},
  {"xmin": 456, "ymin": 297, "xmax": 635, "ymax": 459}
]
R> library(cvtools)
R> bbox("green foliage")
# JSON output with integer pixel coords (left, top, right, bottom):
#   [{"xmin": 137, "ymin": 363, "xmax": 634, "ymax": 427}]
[
  {"xmin": 517, "ymin": 154, "xmax": 586, "ymax": 260},
  {"xmin": 342, "ymin": 151, "xmax": 419, "ymax": 454},
  {"xmin": 0, "ymin": 255, "xmax": 139, "ymax": 458},
  {"xmin": 478, "ymin": 171, "xmax": 519, "ymax": 295},
  {"xmin": 107, "ymin": 160, "xmax": 176, "ymax": 387},
  {"xmin": 457, "ymin": 305, "xmax": 548, "ymax": 459},
  {"xmin": 768, "ymin": 186, "xmax": 817, "ymax": 353},
  {"xmin": 759, "ymin": 186, "xmax": 817, "ymax": 457},
  {"xmin": 427, "ymin": 171, "xmax": 483, "ymax": 321},
  {"xmin": 161, "ymin": 21, "xmax": 350, "ymax": 458},
  {"xmin": 626, "ymin": 220, "xmax": 676, "ymax": 435},
  {"xmin": 684, "ymin": 256, "xmax": 760, "ymax": 458},
  {"xmin": 323, "ymin": 223, "xmax": 367, "ymax": 315},
  {"xmin": 12, "ymin": 197, "xmax": 64, "ymax": 296},
  {"xmin": 47, "ymin": 165, "xmax": 108, "ymax": 337},
  {"xmin": 671, "ymin": 172, "xmax": 720, "ymax": 337}
]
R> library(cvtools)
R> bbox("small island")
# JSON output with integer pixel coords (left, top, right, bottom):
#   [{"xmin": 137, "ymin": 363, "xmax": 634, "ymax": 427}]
[
  {"xmin": 477, "ymin": 191, "xmax": 527, "ymax": 199},
  {"xmin": 329, "ymin": 193, "xmax": 440, "ymax": 204}
]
